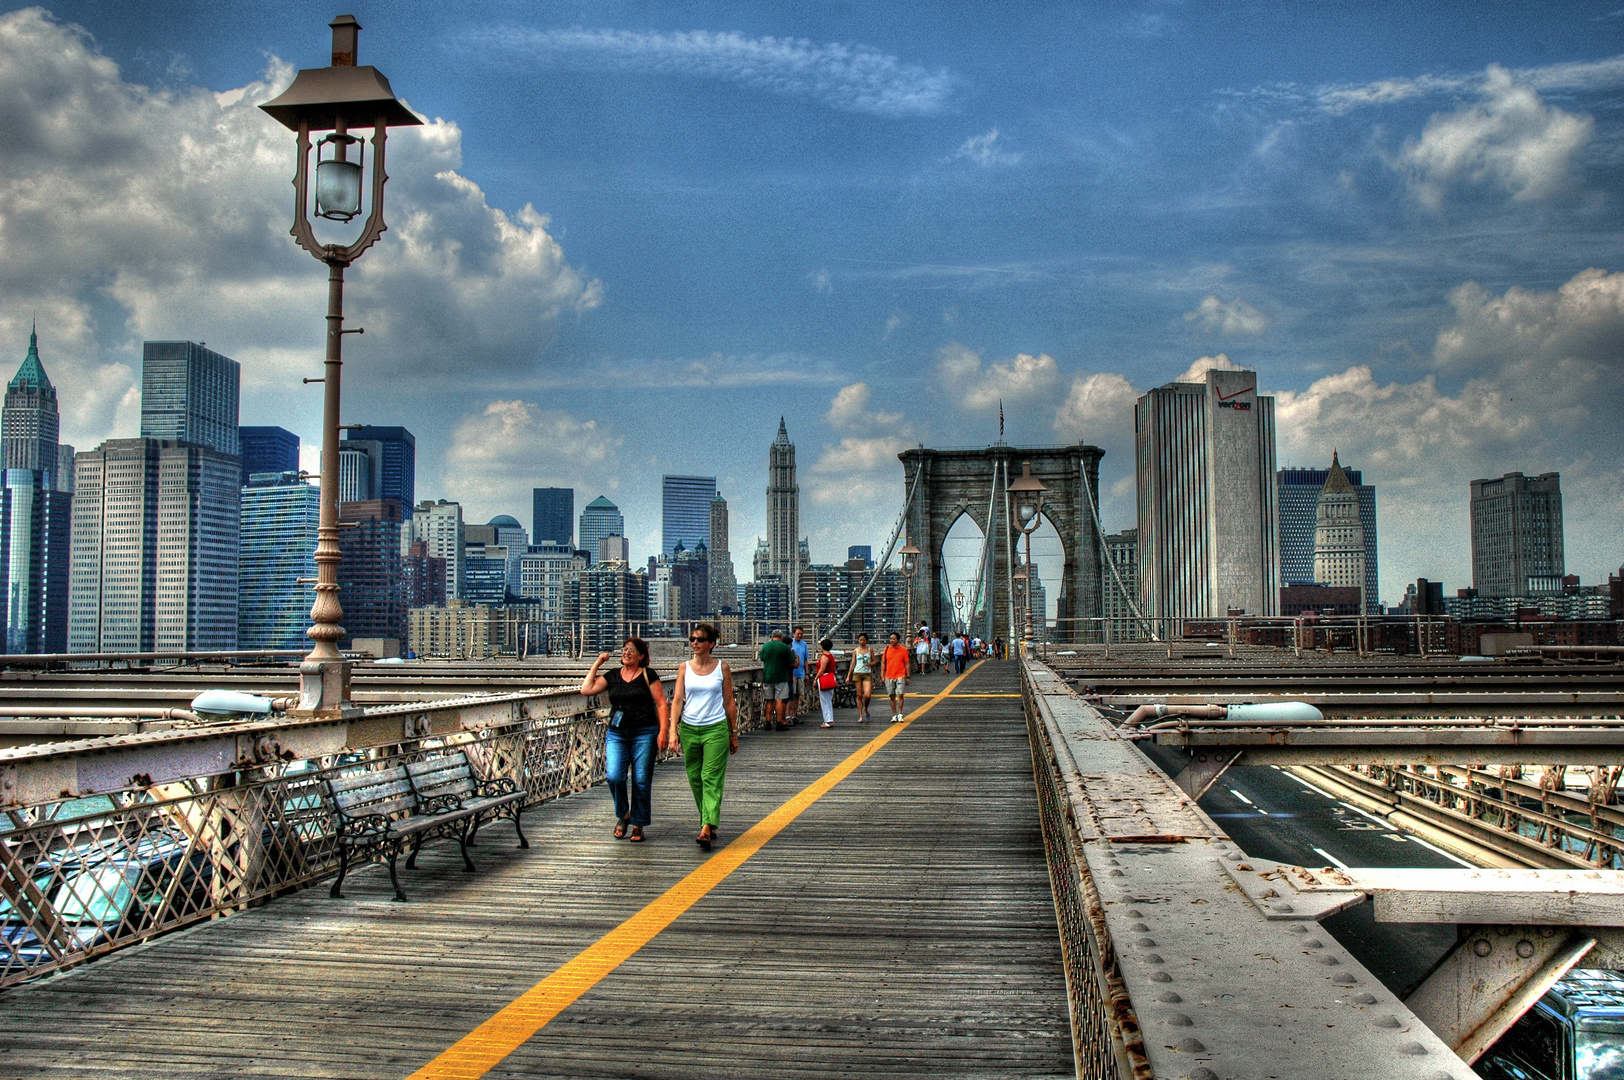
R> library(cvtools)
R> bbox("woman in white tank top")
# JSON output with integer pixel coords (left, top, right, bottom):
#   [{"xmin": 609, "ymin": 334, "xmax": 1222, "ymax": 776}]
[{"xmin": 669, "ymin": 623, "xmax": 737, "ymax": 850}]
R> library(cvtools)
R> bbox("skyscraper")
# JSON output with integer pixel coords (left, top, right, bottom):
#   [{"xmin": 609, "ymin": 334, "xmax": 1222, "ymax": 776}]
[
  {"xmin": 70, "ymin": 439, "xmax": 240, "ymax": 651},
  {"xmin": 238, "ymin": 472, "xmax": 319, "ymax": 650},
  {"xmin": 341, "ymin": 426, "xmax": 416, "ymax": 517},
  {"xmin": 2, "ymin": 468, "xmax": 71, "ymax": 653},
  {"xmin": 239, "ymin": 426, "xmax": 299, "ymax": 488},
  {"xmin": 1135, "ymin": 366, "xmax": 1278, "ymax": 619},
  {"xmin": 1312, "ymin": 454, "xmax": 1367, "ymax": 612},
  {"xmin": 410, "ymin": 500, "xmax": 465, "ymax": 600},
  {"xmin": 662, "ymin": 475, "xmax": 715, "ymax": 558},
  {"xmin": 709, "ymin": 492, "xmax": 738, "ymax": 612},
  {"xmin": 140, "ymin": 341, "xmax": 240, "ymax": 456},
  {"xmin": 532, "ymin": 487, "xmax": 574, "ymax": 547},
  {"xmin": 579, "ymin": 495, "xmax": 624, "ymax": 565},
  {"xmin": 1101, "ymin": 528, "xmax": 1139, "ymax": 633},
  {"xmin": 1470, "ymin": 472, "xmax": 1564, "ymax": 596},
  {"xmin": 338, "ymin": 499, "xmax": 405, "ymax": 648},
  {"xmin": 1277, "ymin": 463, "xmax": 1378, "ymax": 612},
  {"xmin": 766, "ymin": 419, "xmax": 804, "ymax": 583},
  {"xmin": 3, "ymin": 326, "xmax": 63, "ymax": 489},
  {"xmin": 563, "ymin": 562, "xmax": 650, "ymax": 651}
]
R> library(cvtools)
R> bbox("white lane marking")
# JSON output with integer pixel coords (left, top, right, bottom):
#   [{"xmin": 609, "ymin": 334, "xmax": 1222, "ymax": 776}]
[
  {"xmin": 1406, "ymin": 835, "xmax": 1477, "ymax": 868},
  {"xmin": 1339, "ymin": 802, "xmax": 1395, "ymax": 830},
  {"xmin": 1229, "ymin": 789, "xmax": 1254, "ymax": 805},
  {"xmin": 1282, "ymin": 771, "xmax": 1338, "ymax": 798},
  {"xmin": 1382, "ymin": 834, "xmax": 1409, "ymax": 842},
  {"xmin": 1312, "ymin": 846, "xmax": 1350, "ymax": 869}
]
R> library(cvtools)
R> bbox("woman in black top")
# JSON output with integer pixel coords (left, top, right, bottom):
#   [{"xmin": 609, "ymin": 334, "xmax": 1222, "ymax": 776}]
[{"xmin": 582, "ymin": 637, "xmax": 669, "ymax": 842}]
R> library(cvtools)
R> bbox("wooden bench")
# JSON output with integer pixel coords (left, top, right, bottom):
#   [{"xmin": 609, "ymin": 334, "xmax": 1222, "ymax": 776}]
[{"xmin": 325, "ymin": 750, "xmax": 529, "ymax": 902}]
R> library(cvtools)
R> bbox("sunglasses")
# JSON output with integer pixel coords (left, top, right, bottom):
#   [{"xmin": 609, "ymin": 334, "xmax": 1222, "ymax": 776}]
[{"xmin": 689, "ymin": 635, "xmax": 714, "ymax": 644}]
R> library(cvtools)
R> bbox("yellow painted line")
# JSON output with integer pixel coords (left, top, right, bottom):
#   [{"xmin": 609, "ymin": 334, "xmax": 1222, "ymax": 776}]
[
  {"xmin": 406, "ymin": 660, "xmax": 988, "ymax": 1080},
  {"xmin": 946, "ymin": 693, "xmax": 1023, "ymax": 698}
]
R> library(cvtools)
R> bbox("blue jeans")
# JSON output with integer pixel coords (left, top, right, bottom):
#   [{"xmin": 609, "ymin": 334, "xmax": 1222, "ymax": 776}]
[{"xmin": 605, "ymin": 727, "xmax": 658, "ymax": 827}]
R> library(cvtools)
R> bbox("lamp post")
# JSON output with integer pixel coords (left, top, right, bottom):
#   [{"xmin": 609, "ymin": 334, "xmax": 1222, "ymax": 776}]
[
  {"xmin": 953, "ymin": 587, "xmax": 965, "ymax": 634},
  {"xmin": 899, "ymin": 538, "xmax": 920, "ymax": 639},
  {"xmin": 260, "ymin": 16, "xmax": 420, "ymax": 713},
  {"xmin": 1007, "ymin": 461, "xmax": 1047, "ymax": 655}
]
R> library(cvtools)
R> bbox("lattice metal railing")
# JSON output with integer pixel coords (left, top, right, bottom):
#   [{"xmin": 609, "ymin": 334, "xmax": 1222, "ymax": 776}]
[
  {"xmin": 0, "ymin": 678, "xmax": 767, "ymax": 988},
  {"xmin": 1350, "ymin": 763, "xmax": 1624, "ymax": 869},
  {"xmin": 1022, "ymin": 670, "xmax": 1149, "ymax": 1080}
]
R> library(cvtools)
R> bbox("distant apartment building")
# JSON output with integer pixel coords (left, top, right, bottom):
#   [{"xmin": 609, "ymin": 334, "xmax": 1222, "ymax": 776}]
[
  {"xmin": 1278, "ymin": 461, "xmax": 1378, "ymax": 612},
  {"xmin": 337, "ymin": 499, "xmax": 405, "ymax": 648},
  {"xmin": 663, "ymin": 475, "xmax": 714, "ymax": 558},
  {"xmin": 709, "ymin": 491, "xmax": 738, "ymax": 612},
  {"xmin": 70, "ymin": 439, "xmax": 240, "ymax": 651},
  {"xmin": 563, "ymin": 561, "xmax": 651, "ymax": 651},
  {"xmin": 797, "ymin": 562, "xmax": 906, "ymax": 643},
  {"xmin": 486, "ymin": 515, "xmax": 528, "ymax": 594},
  {"xmin": 402, "ymin": 540, "xmax": 447, "ymax": 609},
  {"xmin": 1135, "ymin": 367, "xmax": 1278, "ymax": 619},
  {"xmin": 2, "ymin": 468, "xmax": 71, "ymax": 653},
  {"xmin": 140, "ymin": 341, "xmax": 240, "ymax": 457},
  {"xmin": 597, "ymin": 535, "xmax": 630, "ymax": 564},
  {"xmin": 237, "ymin": 472, "xmax": 319, "ymax": 650},
  {"xmin": 578, "ymin": 495, "xmax": 624, "ymax": 566},
  {"xmin": 409, "ymin": 599, "xmax": 493, "ymax": 659},
  {"xmin": 670, "ymin": 541, "xmax": 710, "ymax": 622},
  {"xmin": 463, "ymin": 545, "xmax": 512, "ymax": 606},
  {"xmin": 517, "ymin": 541, "xmax": 587, "ymax": 625},
  {"xmin": 532, "ymin": 487, "xmax": 574, "ymax": 547},
  {"xmin": 1100, "ymin": 528, "xmax": 1139, "ymax": 631},
  {"xmin": 410, "ymin": 500, "xmax": 464, "ymax": 600},
  {"xmin": 1470, "ymin": 472, "xmax": 1564, "ymax": 597},
  {"xmin": 340, "ymin": 426, "xmax": 415, "ymax": 518},
  {"xmin": 238, "ymin": 426, "xmax": 299, "ymax": 488},
  {"xmin": 743, "ymin": 574, "xmax": 790, "ymax": 631}
]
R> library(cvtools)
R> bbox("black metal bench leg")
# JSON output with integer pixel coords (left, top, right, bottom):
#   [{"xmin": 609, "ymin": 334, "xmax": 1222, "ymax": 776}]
[
  {"xmin": 330, "ymin": 846, "xmax": 349, "ymax": 898},
  {"xmin": 466, "ymin": 819, "xmax": 481, "ymax": 847},
  {"xmin": 405, "ymin": 835, "xmax": 424, "ymax": 869},
  {"xmin": 388, "ymin": 848, "xmax": 409, "ymax": 902},
  {"xmin": 457, "ymin": 829, "xmax": 476, "ymax": 872},
  {"xmin": 512, "ymin": 810, "xmax": 529, "ymax": 849}
]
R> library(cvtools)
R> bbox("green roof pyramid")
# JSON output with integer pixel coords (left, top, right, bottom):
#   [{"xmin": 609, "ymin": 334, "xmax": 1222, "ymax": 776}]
[{"xmin": 9, "ymin": 322, "xmax": 51, "ymax": 390}]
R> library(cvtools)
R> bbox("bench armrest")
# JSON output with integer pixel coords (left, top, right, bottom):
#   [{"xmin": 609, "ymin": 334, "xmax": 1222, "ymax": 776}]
[
  {"xmin": 474, "ymin": 777, "xmax": 521, "ymax": 799},
  {"xmin": 333, "ymin": 810, "xmax": 392, "ymax": 844},
  {"xmin": 416, "ymin": 792, "xmax": 466, "ymax": 815}
]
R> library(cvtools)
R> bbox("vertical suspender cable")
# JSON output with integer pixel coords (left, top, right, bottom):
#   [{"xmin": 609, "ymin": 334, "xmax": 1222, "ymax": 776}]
[
  {"xmin": 1079, "ymin": 464, "xmax": 1158, "ymax": 641},
  {"xmin": 824, "ymin": 458, "xmax": 925, "ymax": 638}
]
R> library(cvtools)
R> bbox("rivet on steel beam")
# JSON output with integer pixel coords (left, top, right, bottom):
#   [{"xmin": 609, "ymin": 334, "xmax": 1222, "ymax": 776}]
[
  {"xmin": 1473, "ymin": 939, "xmax": 1494, "ymax": 957},
  {"xmin": 1189, "ymin": 1069, "xmax": 1219, "ymax": 1080},
  {"xmin": 1136, "ymin": 937, "xmax": 1157, "ymax": 946},
  {"xmin": 1373, "ymin": 1015, "xmax": 1402, "ymax": 1028},
  {"xmin": 1166, "ymin": 1014, "xmax": 1195, "ymax": 1026},
  {"xmin": 1157, "ymin": 991, "xmax": 1183, "ymax": 1002},
  {"xmin": 1316, "ymin": 956, "xmax": 1341, "ymax": 966},
  {"xmin": 1176, "ymin": 1037, "xmax": 1207, "ymax": 1053},
  {"xmin": 1144, "ymin": 953, "xmax": 1165, "ymax": 964},
  {"xmin": 1151, "ymin": 971, "xmax": 1173, "ymax": 983},
  {"xmin": 1332, "ymin": 972, "xmax": 1357, "ymax": 984},
  {"xmin": 1396, "ymin": 1041, "xmax": 1429, "ymax": 1055},
  {"xmin": 1516, "ymin": 939, "xmax": 1535, "ymax": 958},
  {"xmin": 1350, "ymin": 992, "xmax": 1378, "ymax": 1004}
]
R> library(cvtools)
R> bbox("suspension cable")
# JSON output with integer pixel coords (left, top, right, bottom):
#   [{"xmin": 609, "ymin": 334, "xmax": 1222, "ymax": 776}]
[
  {"xmin": 1079, "ymin": 464, "xmax": 1157, "ymax": 640},
  {"xmin": 824, "ymin": 458, "xmax": 926, "ymax": 638}
]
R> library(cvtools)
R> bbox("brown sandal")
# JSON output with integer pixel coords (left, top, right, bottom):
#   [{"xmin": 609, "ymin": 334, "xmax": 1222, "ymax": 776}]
[
  {"xmin": 627, "ymin": 826, "xmax": 644, "ymax": 842},
  {"xmin": 613, "ymin": 819, "xmax": 628, "ymax": 839}
]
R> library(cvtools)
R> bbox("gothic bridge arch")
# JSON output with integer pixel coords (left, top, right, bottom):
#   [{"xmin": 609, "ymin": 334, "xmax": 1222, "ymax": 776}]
[{"xmin": 899, "ymin": 444, "xmax": 1105, "ymax": 644}]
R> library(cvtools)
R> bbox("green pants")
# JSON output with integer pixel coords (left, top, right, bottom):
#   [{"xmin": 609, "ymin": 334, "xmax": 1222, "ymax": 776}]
[{"xmin": 680, "ymin": 720, "xmax": 730, "ymax": 827}]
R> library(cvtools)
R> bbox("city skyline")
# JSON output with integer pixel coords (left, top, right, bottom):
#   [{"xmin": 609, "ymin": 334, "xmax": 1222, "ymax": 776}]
[{"xmin": 3, "ymin": 5, "xmax": 1621, "ymax": 601}]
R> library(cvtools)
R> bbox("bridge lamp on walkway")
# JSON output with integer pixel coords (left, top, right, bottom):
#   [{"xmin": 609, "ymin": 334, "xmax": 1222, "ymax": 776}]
[
  {"xmin": 898, "ymin": 538, "xmax": 921, "ymax": 633},
  {"xmin": 1007, "ymin": 461, "xmax": 1048, "ymax": 652},
  {"xmin": 259, "ymin": 15, "xmax": 421, "ymax": 714}
]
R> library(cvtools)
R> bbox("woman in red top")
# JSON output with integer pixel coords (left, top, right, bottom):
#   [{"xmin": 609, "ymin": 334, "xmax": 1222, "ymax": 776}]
[
  {"xmin": 881, "ymin": 632, "xmax": 912, "ymax": 723},
  {"xmin": 814, "ymin": 637, "xmax": 839, "ymax": 728}
]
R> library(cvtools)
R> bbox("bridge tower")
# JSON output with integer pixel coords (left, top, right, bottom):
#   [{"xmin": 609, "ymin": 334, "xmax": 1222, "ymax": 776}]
[{"xmin": 899, "ymin": 444, "xmax": 1105, "ymax": 644}]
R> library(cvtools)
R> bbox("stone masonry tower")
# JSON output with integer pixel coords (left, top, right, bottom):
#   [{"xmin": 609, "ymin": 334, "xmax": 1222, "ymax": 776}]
[
  {"xmin": 1313, "ymin": 452, "xmax": 1366, "ymax": 611},
  {"xmin": 766, "ymin": 418, "xmax": 802, "ymax": 584}
]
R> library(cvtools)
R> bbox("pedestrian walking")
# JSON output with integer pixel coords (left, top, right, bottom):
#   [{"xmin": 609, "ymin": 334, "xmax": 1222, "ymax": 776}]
[
  {"xmin": 670, "ymin": 623, "xmax": 737, "ymax": 851},
  {"xmin": 846, "ymin": 633, "xmax": 876, "ymax": 722},
  {"xmin": 951, "ymin": 632, "xmax": 968, "ymax": 673},
  {"xmin": 882, "ymin": 631, "xmax": 912, "ymax": 723},
  {"xmin": 914, "ymin": 630, "xmax": 930, "ymax": 674},
  {"xmin": 815, "ymin": 638, "xmax": 838, "ymax": 728},
  {"xmin": 581, "ymin": 637, "xmax": 669, "ymax": 843},
  {"xmin": 759, "ymin": 629, "xmax": 795, "ymax": 730},
  {"xmin": 788, "ymin": 626, "xmax": 809, "ymax": 725}
]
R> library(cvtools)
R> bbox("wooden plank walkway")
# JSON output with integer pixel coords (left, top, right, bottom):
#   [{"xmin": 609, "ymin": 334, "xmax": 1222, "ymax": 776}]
[{"xmin": 0, "ymin": 661, "xmax": 1070, "ymax": 1080}]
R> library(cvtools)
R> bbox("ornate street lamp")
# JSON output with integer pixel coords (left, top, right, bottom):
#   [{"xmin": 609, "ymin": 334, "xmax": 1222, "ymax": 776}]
[
  {"xmin": 898, "ymin": 538, "xmax": 921, "ymax": 638},
  {"xmin": 954, "ymin": 587, "xmax": 965, "ymax": 633},
  {"xmin": 260, "ymin": 16, "xmax": 420, "ymax": 713},
  {"xmin": 1007, "ymin": 461, "xmax": 1048, "ymax": 653}
]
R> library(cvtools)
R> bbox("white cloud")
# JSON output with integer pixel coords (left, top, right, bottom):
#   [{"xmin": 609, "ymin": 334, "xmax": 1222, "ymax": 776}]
[
  {"xmin": 953, "ymin": 128, "xmax": 1021, "ymax": 167},
  {"xmin": 937, "ymin": 342, "xmax": 1061, "ymax": 410},
  {"xmin": 1175, "ymin": 352, "xmax": 1243, "ymax": 383},
  {"xmin": 1313, "ymin": 54, "xmax": 1624, "ymax": 114},
  {"xmin": 444, "ymin": 399, "xmax": 623, "ymax": 523},
  {"xmin": 1053, "ymin": 372, "xmax": 1138, "ymax": 443},
  {"xmin": 466, "ymin": 27, "xmax": 955, "ymax": 117},
  {"xmin": 1184, "ymin": 295, "xmax": 1269, "ymax": 336},
  {"xmin": 810, "ymin": 268, "xmax": 832, "ymax": 294},
  {"xmin": 1397, "ymin": 67, "xmax": 1592, "ymax": 208},
  {"xmin": 825, "ymin": 382, "xmax": 903, "ymax": 433},
  {"xmin": 0, "ymin": 9, "xmax": 599, "ymax": 450}
]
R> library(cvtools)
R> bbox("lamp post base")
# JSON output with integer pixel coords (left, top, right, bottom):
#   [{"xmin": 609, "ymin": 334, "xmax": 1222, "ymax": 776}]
[{"xmin": 295, "ymin": 658, "xmax": 352, "ymax": 715}]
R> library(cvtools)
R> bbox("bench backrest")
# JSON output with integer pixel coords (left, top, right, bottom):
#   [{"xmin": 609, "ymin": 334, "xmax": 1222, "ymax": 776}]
[
  {"xmin": 328, "ymin": 765, "xmax": 417, "ymax": 820},
  {"xmin": 405, "ymin": 751, "xmax": 477, "ymax": 806}
]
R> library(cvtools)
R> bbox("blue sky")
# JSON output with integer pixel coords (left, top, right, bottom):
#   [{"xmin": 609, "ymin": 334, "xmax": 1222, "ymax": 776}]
[{"xmin": 5, "ymin": 1, "xmax": 1624, "ymax": 605}]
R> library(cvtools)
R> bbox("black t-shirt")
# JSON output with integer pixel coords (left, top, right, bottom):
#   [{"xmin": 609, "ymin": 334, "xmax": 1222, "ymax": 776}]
[{"xmin": 606, "ymin": 667, "xmax": 662, "ymax": 733}]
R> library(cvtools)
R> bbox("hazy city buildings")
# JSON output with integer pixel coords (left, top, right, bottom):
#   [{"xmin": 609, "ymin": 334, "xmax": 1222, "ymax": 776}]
[
  {"xmin": 597, "ymin": 535, "xmax": 630, "ymax": 563},
  {"xmin": 337, "ymin": 499, "xmax": 405, "ymax": 651},
  {"xmin": 708, "ymin": 492, "xmax": 738, "ymax": 612},
  {"xmin": 532, "ymin": 487, "xmax": 573, "ymax": 547},
  {"xmin": 578, "ymin": 495, "xmax": 623, "ymax": 566},
  {"xmin": 70, "ymin": 439, "xmax": 240, "ymax": 651},
  {"xmin": 341, "ymin": 427, "xmax": 415, "ymax": 518},
  {"xmin": 410, "ymin": 500, "xmax": 465, "ymax": 600},
  {"xmin": 662, "ymin": 475, "xmax": 714, "ymax": 558},
  {"xmin": 409, "ymin": 599, "xmax": 493, "ymax": 659},
  {"xmin": 402, "ymin": 540, "xmax": 447, "ymax": 609},
  {"xmin": 239, "ymin": 426, "xmax": 299, "ymax": 488},
  {"xmin": 1278, "ymin": 462, "xmax": 1378, "ymax": 612},
  {"xmin": 564, "ymin": 561, "xmax": 650, "ymax": 651},
  {"xmin": 1135, "ymin": 366, "xmax": 1278, "ymax": 619},
  {"xmin": 140, "ymin": 342, "xmax": 240, "ymax": 457},
  {"xmin": 797, "ymin": 562, "xmax": 906, "ymax": 643},
  {"xmin": 517, "ymin": 541, "xmax": 587, "ymax": 626},
  {"xmin": 1312, "ymin": 453, "xmax": 1367, "ymax": 612},
  {"xmin": 1471, "ymin": 471, "xmax": 1564, "ymax": 597},
  {"xmin": 237, "ymin": 472, "xmax": 319, "ymax": 650},
  {"xmin": 1101, "ymin": 528, "xmax": 1139, "ymax": 632}
]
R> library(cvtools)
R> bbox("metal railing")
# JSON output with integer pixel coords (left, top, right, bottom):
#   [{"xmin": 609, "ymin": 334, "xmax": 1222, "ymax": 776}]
[{"xmin": 0, "ymin": 676, "xmax": 768, "ymax": 988}]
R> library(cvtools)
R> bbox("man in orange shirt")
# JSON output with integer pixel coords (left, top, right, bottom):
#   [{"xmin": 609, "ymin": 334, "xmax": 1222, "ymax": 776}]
[{"xmin": 881, "ymin": 631, "xmax": 912, "ymax": 723}]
